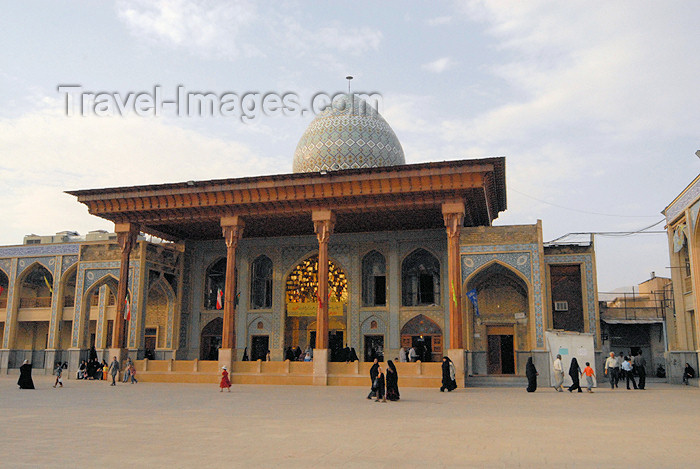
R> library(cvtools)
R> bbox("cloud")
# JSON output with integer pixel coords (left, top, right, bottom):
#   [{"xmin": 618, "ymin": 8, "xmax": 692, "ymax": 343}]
[
  {"xmin": 422, "ymin": 57, "xmax": 456, "ymax": 74},
  {"xmin": 117, "ymin": 0, "xmax": 262, "ymax": 59},
  {"xmin": 427, "ymin": 16, "xmax": 452, "ymax": 26},
  {"xmin": 116, "ymin": 0, "xmax": 383, "ymax": 61},
  {"xmin": 0, "ymin": 99, "xmax": 277, "ymax": 244}
]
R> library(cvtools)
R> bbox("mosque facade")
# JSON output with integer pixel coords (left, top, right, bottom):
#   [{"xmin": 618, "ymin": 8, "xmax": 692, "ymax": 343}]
[{"xmin": 0, "ymin": 96, "xmax": 601, "ymax": 385}]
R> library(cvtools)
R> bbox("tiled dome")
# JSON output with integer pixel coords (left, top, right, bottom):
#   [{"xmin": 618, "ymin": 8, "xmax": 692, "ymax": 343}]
[{"xmin": 292, "ymin": 95, "xmax": 405, "ymax": 173}]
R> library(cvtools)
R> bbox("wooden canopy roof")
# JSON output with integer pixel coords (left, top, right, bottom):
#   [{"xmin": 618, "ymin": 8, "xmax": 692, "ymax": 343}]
[{"xmin": 67, "ymin": 157, "xmax": 506, "ymax": 241}]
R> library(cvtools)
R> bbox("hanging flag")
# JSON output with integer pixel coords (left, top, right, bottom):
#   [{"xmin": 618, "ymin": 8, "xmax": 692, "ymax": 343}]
[
  {"xmin": 234, "ymin": 292, "xmax": 240, "ymax": 307},
  {"xmin": 124, "ymin": 292, "xmax": 131, "ymax": 321},
  {"xmin": 467, "ymin": 288, "xmax": 479, "ymax": 317},
  {"xmin": 451, "ymin": 280, "xmax": 458, "ymax": 307},
  {"xmin": 43, "ymin": 276, "xmax": 53, "ymax": 294},
  {"xmin": 216, "ymin": 288, "xmax": 223, "ymax": 310},
  {"xmin": 0, "ymin": 285, "xmax": 4, "ymax": 297}
]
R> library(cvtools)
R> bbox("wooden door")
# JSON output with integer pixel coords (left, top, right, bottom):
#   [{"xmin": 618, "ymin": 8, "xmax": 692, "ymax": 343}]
[{"xmin": 487, "ymin": 335, "xmax": 502, "ymax": 374}]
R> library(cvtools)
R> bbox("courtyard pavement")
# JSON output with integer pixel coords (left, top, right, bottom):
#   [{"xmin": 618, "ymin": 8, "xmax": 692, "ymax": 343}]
[{"xmin": 0, "ymin": 375, "xmax": 698, "ymax": 468}]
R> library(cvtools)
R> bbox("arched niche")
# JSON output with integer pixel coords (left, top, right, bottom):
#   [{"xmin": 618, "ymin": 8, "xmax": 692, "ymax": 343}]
[{"xmin": 400, "ymin": 314, "xmax": 442, "ymax": 362}]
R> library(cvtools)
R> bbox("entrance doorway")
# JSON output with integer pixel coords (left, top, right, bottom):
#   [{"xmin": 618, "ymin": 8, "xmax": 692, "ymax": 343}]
[
  {"xmin": 251, "ymin": 335, "xmax": 269, "ymax": 361},
  {"xmin": 487, "ymin": 326, "xmax": 515, "ymax": 374},
  {"xmin": 309, "ymin": 330, "xmax": 345, "ymax": 362},
  {"xmin": 364, "ymin": 335, "xmax": 384, "ymax": 362},
  {"xmin": 200, "ymin": 318, "xmax": 222, "ymax": 360},
  {"xmin": 400, "ymin": 314, "xmax": 442, "ymax": 362}
]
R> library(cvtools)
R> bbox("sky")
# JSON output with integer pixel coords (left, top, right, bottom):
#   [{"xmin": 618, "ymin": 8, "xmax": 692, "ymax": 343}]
[{"xmin": 1, "ymin": 0, "xmax": 699, "ymax": 293}]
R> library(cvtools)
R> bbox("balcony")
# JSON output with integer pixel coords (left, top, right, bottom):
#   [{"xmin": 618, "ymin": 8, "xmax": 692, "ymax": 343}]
[
  {"xmin": 19, "ymin": 297, "xmax": 52, "ymax": 308},
  {"xmin": 600, "ymin": 306, "xmax": 665, "ymax": 324}
]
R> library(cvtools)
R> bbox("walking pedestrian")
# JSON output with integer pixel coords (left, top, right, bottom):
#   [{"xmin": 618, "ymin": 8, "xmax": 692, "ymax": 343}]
[
  {"xmin": 108, "ymin": 356, "xmax": 120, "ymax": 386},
  {"xmin": 129, "ymin": 363, "xmax": 138, "ymax": 384},
  {"xmin": 386, "ymin": 360, "xmax": 400, "ymax": 401},
  {"xmin": 526, "ymin": 357, "xmax": 538, "ymax": 392},
  {"xmin": 621, "ymin": 356, "xmax": 637, "ymax": 390},
  {"xmin": 122, "ymin": 357, "xmax": 133, "ymax": 383},
  {"xmin": 582, "ymin": 362, "xmax": 595, "ymax": 392},
  {"xmin": 374, "ymin": 365, "xmax": 386, "ymax": 402},
  {"xmin": 18, "ymin": 360, "xmax": 35, "ymax": 389},
  {"xmin": 553, "ymin": 354, "xmax": 564, "ymax": 392},
  {"xmin": 219, "ymin": 366, "xmax": 231, "ymax": 392},
  {"xmin": 53, "ymin": 362, "xmax": 63, "ymax": 388},
  {"xmin": 367, "ymin": 358, "xmax": 379, "ymax": 399},
  {"xmin": 440, "ymin": 356, "xmax": 457, "ymax": 392},
  {"xmin": 568, "ymin": 357, "xmax": 582, "ymax": 393},
  {"xmin": 604, "ymin": 352, "xmax": 619, "ymax": 389},
  {"xmin": 636, "ymin": 352, "xmax": 646, "ymax": 390}
]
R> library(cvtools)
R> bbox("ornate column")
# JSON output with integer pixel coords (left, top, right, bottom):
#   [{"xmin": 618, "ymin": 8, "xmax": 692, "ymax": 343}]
[
  {"xmin": 443, "ymin": 202, "xmax": 465, "ymax": 349},
  {"xmin": 312, "ymin": 209, "xmax": 334, "ymax": 385},
  {"xmin": 443, "ymin": 202, "xmax": 465, "ymax": 385},
  {"xmin": 219, "ymin": 216, "xmax": 244, "ymax": 368},
  {"xmin": 313, "ymin": 210, "xmax": 334, "ymax": 349},
  {"xmin": 111, "ymin": 223, "xmax": 139, "ymax": 350}
]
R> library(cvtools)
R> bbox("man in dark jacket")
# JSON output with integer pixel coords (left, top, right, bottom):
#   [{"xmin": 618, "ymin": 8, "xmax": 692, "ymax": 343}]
[{"xmin": 636, "ymin": 352, "xmax": 647, "ymax": 390}]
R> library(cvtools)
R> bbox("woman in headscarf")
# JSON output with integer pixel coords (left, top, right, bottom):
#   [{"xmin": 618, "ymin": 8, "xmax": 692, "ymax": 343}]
[
  {"xmin": 526, "ymin": 357, "xmax": 538, "ymax": 392},
  {"xmin": 386, "ymin": 360, "xmax": 400, "ymax": 401},
  {"xmin": 440, "ymin": 357, "xmax": 457, "ymax": 392},
  {"xmin": 18, "ymin": 360, "xmax": 35, "ymax": 389},
  {"xmin": 568, "ymin": 357, "xmax": 583, "ymax": 393},
  {"xmin": 374, "ymin": 365, "xmax": 386, "ymax": 402}
]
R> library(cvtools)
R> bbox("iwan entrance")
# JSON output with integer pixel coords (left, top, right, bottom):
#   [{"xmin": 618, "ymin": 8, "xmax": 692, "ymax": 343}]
[{"xmin": 487, "ymin": 326, "xmax": 515, "ymax": 374}]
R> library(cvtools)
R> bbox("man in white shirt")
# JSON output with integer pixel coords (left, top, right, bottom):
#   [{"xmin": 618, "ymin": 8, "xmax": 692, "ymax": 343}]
[
  {"xmin": 604, "ymin": 352, "xmax": 620, "ymax": 389},
  {"xmin": 621, "ymin": 356, "xmax": 638, "ymax": 390},
  {"xmin": 552, "ymin": 354, "xmax": 564, "ymax": 392}
]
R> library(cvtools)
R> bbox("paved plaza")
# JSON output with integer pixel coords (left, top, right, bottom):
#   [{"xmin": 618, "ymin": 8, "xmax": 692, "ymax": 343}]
[{"xmin": 1, "ymin": 375, "xmax": 698, "ymax": 468}]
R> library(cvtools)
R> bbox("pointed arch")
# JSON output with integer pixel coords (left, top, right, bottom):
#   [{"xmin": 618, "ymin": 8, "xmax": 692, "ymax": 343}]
[
  {"xmin": 463, "ymin": 259, "xmax": 531, "ymax": 292},
  {"xmin": 200, "ymin": 317, "xmax": 223, "ymax": 360},
  {"xmin": 401, "ymin": 248, "xmax": 441, "ymax": 306},
  {"xmin": 0, "ymin": 267, "xmax": 8, "ymax": 308},
  {"xmin": 250, "ymin": 254, "xmax": 273, "ymax": 309},
  {"xmin": 144, "ymin": 277, "xmax": 175, "ymax": 350},
  {"xmin": 76, "ymin": 273, "xmax": 120, "ymax": 349},
  {"xmin": 204, "ymin": 257, "xmax": 227, "ymax": 310},
  {"xmin": 362, "ymin": 250, "xmax": 386, "ymax": 307},
  {"xmin": 17, "ymin": 262, "xmax": 54, "ymax": 309},
  {"xmin": 361, "ymin": 314, "xmax": 386, "ymax": 335}
]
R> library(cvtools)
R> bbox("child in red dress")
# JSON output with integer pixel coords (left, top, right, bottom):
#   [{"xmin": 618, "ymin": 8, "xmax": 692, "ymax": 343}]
[{"xmin": 220, "ymin": 366, "xmax": 231, "ymax": 392}]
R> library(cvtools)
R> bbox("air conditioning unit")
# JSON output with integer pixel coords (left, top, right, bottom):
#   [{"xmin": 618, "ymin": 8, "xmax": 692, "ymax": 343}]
[{"xmin": 554, "ymin": 301, "xmax": 569, "ymax": 311}]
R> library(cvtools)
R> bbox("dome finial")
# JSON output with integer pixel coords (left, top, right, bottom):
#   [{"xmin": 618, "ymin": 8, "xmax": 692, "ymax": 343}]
[{"xmin": 346, "ymin": 75, "xmax": 353, "ymax": 94}]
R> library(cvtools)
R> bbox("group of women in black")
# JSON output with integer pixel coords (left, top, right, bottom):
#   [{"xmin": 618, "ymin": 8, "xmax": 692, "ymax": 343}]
[
  {"xmin": 526, "ymin": 356, "xmax": 584, "ymax": 392},
  {"xmin": 368, "ymin": 359, "xmax": 400, "ymax": 402}
]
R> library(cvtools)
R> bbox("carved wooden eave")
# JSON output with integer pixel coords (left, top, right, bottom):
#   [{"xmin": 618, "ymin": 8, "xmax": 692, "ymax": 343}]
[{"xmin": 67, "ymin": 157, "xmax": 506, "ymax": 241}]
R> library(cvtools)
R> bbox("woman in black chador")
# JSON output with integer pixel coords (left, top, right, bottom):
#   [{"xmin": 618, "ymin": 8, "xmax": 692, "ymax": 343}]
[
  {"xmin": 440, "ymin": 357, "xmax": 457, "ymax": 392},
  {"xmin": 385, "ymin": 360, "xmax": 400, "ymax": 401},
  {"xmin": 568, "ymin": 357, "xmax": 583, "ymax": 393},
  {"xmin": 18, "ymin": 360, "xmax": 35, "ymax": 389},
  {"xmin": 526, "ymin": 357, "xmax": 538, "ymax": 392},
  {"xmin": 374, "ymin": 365, "xmax": 386, "ymax": 402}
]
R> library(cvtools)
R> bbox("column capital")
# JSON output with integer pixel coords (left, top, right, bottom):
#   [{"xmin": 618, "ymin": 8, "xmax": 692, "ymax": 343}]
[
  {"xmin": 221, "ymin": 217, "xmax": 244, "ymax": 249},
  {"xmin": 115, "ymin": 223, "xmax": 139, "ymax": 253},
  {"xmin": 443, "ymin": 211, "xmax": 464, "ymax": 240},
  {"xmin": 313, "ymin": 210, "xmax": 335, "ymax": 245}
]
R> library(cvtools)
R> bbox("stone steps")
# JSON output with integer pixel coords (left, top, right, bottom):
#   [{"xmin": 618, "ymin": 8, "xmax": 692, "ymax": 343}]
[{"xmin": 465, "ymin": 375, "xmax": 527, "ymax": 388}]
